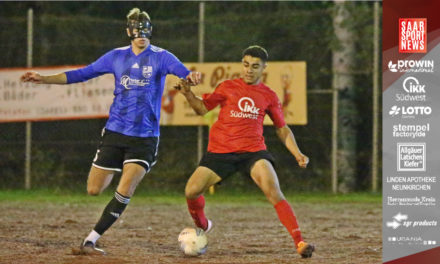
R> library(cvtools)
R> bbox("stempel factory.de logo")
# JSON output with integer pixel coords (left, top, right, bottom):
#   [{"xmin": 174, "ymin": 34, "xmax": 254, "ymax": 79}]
[{"xmin": 399, "ymin": 18, "xmax": 427, "ymax": 53}]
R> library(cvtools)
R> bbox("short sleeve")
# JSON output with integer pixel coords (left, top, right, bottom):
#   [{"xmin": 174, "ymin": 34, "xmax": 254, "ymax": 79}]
[
  {"xmin": 66, "ymin": 50, "xmax": 114, "ymax": 83},
  {"xmin": 161, "ymin": 50, "xmax": 190, "ymax": 78},
  {"xmin": 202, "ymin": 83, "xmax": 227, "ymax": 111},
  {"xmin": 266, "ymin": 92, "xmax": 286, "ymax": 128}
]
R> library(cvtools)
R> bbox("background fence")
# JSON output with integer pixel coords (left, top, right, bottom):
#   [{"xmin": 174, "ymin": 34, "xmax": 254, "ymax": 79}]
[{"xmin": 0, "ymin": 1, "xmax": 381, "ymax": 192}]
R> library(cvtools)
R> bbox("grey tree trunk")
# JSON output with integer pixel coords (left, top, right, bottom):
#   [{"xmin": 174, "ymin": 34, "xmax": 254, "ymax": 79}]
[{"xmin": 332, "ymin": 1, "xmax": 357, "ymax": 192}]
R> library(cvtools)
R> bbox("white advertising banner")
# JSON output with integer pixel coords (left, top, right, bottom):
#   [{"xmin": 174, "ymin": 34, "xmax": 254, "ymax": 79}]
[
  {"xmin": 0, "ymin": 62, "xmax": 307, "ymax": 125},
  {"xmin": 0, "ymin": 66, "xmax": 114, "ymax": 122}
]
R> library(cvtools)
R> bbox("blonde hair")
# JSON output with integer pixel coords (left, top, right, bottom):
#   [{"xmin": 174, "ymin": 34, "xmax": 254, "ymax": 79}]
[{"xmin": 126, "ymin": 7, "xmax": 151, "ymax": 23}]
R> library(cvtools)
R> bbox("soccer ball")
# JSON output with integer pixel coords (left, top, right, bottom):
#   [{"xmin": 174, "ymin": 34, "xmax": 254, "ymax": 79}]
[{"xmin": 178, "ymin": 227, "xmax": 208, "ymax": 256}]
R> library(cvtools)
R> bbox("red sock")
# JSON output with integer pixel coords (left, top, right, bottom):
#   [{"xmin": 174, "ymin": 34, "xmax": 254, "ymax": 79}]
[
  {"xmin": 186, "ymin": 195, "xmax": 208, "ymax": 230},
  {"xmin": 274, "ymin": 200, "xmax": 303, "ymax": 248}
]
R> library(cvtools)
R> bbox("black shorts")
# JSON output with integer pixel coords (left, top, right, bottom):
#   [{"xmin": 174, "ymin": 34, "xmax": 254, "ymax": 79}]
[
  {"xmin": 92, "ymin": 129, "xmax": 159, "ymax": 172},
  {"xmin": 199, "ymin": 151, "xmax": 275, "ymax": 180}
]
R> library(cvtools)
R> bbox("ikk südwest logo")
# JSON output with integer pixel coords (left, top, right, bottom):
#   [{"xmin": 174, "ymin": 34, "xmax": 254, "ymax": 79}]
[
  {"xmin": 399, "ymin": 18, "xmax": 427, "ymax": 53},
  {"xmin": 230, "ymin": 97, "xmax": 260, "ymax": 120}
]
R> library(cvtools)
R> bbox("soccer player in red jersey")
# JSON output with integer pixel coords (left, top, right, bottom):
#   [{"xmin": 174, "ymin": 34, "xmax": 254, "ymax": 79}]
[{"xmin": 175, "ymin": 45, "xmax": 314, "ymax": 258}]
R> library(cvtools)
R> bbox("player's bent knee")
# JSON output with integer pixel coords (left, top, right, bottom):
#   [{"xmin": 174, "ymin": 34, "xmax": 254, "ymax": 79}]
[
  {"xmin": 185, "ymin": 185, "xmax": 203, "ymax": 200},
  {"xmin": 273, "ymin": 193, "xmax": 285, "ymax": 204},
  {"xmin": 265, "ymin": 189, "xmax": 285, "ymax": 205},
  {"xmin": 87, "ymin": 186, "xmax": 102, "ymax": 196},
  {"xmin": 185, "ymin": 188, "xmax": 197, "ymax": 200}
]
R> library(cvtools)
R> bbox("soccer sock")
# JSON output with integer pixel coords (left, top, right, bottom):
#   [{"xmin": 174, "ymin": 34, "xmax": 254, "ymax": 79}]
[
  {"xmin": 274, "ymin": 199, "xmax": 303, "ymax": 248},
  {"xmin": 186, "ymin": 195, "xmax": 208, "ymax": 230},
  {"xmin": 92, "ymin": 191, "xmax": 130, "ymax": 237},
  {"xmin": 84, "ymin": 230, "xmax": 101, "ymax": 245}
]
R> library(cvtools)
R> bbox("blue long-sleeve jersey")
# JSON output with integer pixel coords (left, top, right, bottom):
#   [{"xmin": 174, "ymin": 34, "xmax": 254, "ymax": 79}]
[{"xmin": 65, "ymin": 44, "xmax": 190, "ymax": 137}]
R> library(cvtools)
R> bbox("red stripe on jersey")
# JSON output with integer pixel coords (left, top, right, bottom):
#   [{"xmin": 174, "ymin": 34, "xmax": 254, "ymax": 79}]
[{"xmin": 203, "ymin": 78, "xmax": 286, "ymax": 153}]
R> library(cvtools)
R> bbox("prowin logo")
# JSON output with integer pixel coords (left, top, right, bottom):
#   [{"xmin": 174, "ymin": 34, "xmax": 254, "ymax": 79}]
[
  {"xmin": 388, "ymin": 61, "xmax": 398, "ymax": 72},
  {"xmin": 120, "ymin": 75, "xmax": 149, "ymax": 89},
  {"xmin": 389, "ymin": 105, "xmax": 432, "ymax": 118},
  {"xmin": 388, "ymin": 60, "xmax": 434, "ymax": 73},
  {"xmin": 230, "ymin": 97, "xmax": 260, "ymax": 119}
]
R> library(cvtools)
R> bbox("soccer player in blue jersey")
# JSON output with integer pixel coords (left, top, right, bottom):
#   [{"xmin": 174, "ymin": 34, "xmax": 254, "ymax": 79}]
[{"xmin": 20, "ymin": 7, "xmax": 201, "ymax": 255}]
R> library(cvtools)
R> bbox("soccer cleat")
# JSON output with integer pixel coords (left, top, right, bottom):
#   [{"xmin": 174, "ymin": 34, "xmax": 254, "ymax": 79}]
[
  {"xmin": 75, "ymin": 240, "xmax": 106, "ymax": 255},
  {"xmin": 297, "ymin": 241, "xmax": 314, "ymax": 258},
  {"xmin": 204, "ymin": 219, "xmax": 213, "ymax": 234}
]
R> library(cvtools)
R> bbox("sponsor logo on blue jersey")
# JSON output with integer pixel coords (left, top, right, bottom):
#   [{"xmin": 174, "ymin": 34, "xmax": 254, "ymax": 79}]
[{"xmin": 120, "ymin": 75, "xmax": 149, "ymax": 89}]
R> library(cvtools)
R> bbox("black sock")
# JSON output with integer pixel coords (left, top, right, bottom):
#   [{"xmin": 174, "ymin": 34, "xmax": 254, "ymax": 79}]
[{"xmin": 93, "ymin": 191, "xmax": 130, "ymax": 235}]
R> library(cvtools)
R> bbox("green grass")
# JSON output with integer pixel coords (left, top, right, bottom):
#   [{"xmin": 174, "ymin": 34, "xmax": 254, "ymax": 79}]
[{"xmin": 0, "ymin": 189, "xmax": 381, "ymax": 205}]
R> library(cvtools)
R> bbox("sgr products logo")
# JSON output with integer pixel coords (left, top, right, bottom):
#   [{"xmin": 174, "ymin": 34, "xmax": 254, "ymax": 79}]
[
  {"xmin": 399, "ymin": 18, "xmax": 427, "ymax": 53},
  {"xmin": 396, "ymin": 76, "xmax": 426, "ymax": 102},
  {"xmin": 230, "ymin": 97, "xmax": 260, "ymax": 120},
  {"xmin": 389, "ymin": 105, "xmax": 432, "ymax": 118},
  {"xmin": 386, "ymin": 212, "xmax": 437, "ymax": 229},
  {"xmin": 388, "ymin": 60, "xmax": 434, "ymax": 73}
]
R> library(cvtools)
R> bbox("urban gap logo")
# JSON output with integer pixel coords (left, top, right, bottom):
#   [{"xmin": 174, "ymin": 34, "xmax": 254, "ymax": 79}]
[
  {"xmin": 388, "ymin": 60, "xmax": 434, "ymax": 73},
  {"xmin": 389, "ymin": 105, "xmax": 432, "ymax": 118},
  {"xmin": 399, "ymin": 18, "xmax": 427, "ymax": 53},
  {"xmin": 396, "ymin": 76, "xmax": 426, "ymax": 102}
]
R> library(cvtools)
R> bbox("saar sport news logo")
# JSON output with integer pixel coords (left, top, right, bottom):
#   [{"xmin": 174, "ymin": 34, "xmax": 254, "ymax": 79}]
[
  {"xmin": 389, "ymin": 105, "xmax": 432, "ymax": 118},
  {"xmin": 395, "ymin": 76, "xmax": 427, "ymax": 102},
  {"xmin": 230, "ymin": 97, "xmax": 260, "ymax": 120},
  {"xmin": 388, "ymin": 60, "xmax": 434, "ymax": 73},
  {"xmin": 399, "ymin": 18, "xmax": 427, "ymax": 53}
]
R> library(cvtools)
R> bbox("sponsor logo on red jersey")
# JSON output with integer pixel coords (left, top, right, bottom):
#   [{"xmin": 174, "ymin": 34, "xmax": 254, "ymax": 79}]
[{"xmin": 230, "ymin": 97, "xmax": 260, "ymax": 120}]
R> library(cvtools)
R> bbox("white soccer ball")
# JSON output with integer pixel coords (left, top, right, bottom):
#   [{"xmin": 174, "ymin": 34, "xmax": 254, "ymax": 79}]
[{"xmin": 178, "ymin": 227, "xmax": 208, "ymax": 256}]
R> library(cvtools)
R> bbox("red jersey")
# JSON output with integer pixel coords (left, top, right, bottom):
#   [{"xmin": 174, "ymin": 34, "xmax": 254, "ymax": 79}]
[{"xmin": 203, "ymin": 78, "xmax": 286, "ymax": 153}]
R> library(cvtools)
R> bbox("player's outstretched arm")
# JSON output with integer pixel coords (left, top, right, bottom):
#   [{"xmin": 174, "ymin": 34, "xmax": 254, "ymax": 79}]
[
  {"xmin": 20, "ymin": 71, "xmax": 67, "ymax": 85},
  {"xmin": 174, "ymin": 79, "xmax": 208, "ymax": 116},
  {"xmin": 275, "ymin": 125, "xmax": 309, "ymax": 168},
  {"xmin": 186, "ymin": 71, "xmax": 202, "ymax": 85}
]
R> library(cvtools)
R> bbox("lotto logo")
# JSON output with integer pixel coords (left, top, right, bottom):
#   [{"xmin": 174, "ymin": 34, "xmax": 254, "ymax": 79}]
[
  {"xmin": 399, "ymin": 18, "xmax": 427, "ymax": 53},
  {"xmin": 389, "ymin": 105, "xmax": 432, "ymax": 118}
]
